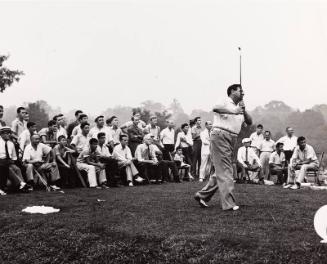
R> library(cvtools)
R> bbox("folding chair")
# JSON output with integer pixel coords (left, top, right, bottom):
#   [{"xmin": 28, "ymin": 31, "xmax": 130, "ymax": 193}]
[{"xmin": 306, "ymin": 152, "xmax": 324, "ymax": 186}]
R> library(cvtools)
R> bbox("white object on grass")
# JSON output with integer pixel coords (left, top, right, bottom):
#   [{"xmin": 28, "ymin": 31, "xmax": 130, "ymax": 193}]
[
  {"xmin": 314, "ymin": 205, "xmax": 327, "ymax": 243},
  {"xmin": 264, "ymin": 180, "xmax": 274, "ymax": 186},
  {"xmin": 22, "ymin": 206, "xmax": 60, "ymax": 214}
]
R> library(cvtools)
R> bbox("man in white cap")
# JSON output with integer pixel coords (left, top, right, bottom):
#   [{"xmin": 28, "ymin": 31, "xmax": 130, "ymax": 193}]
[{"xmin": 237, "ymin": 138, "xmax": 262, "ymax": 183}]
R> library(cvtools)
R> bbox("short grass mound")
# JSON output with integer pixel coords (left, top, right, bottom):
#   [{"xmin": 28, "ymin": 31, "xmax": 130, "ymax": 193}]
[{"xmin": 0, "ymin": 182, "xmax": 326, "ymax": 263}]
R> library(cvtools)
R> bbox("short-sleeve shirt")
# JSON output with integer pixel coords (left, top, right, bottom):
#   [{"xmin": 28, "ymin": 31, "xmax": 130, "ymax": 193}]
[
  {"xmin": 259, "ymin": 139, "xmax": 275, "ymax": 152},
  {"xmin": 292, "ymin": 144, "xmax": 318, "ymax": 163},
  {"xmin": 250, "ymin": 132, "xmax": 264, "ymax": 149},
  {"xmin": 11, "ymin": 118, "xmax": 27, "ymax": 137},
  {"xmin": 277, "ymin": 135, "xmax": 298, "ymax": 152},
  {"xmin": 23, "ymin": 143, "xmax": 52, "ymax": 162},
  {"xmin": 212, "ymin": 98, "xmax": 244, "ymax": 134},
  {"xmin": 191, "ymin": 126, "xmax": 202, "ymax": 141},
  {"xmin": 160, "ymin": 127, "xmax": 175, "ymax": 145},
  {"xmin": 71, "ymin": 134, "xmax": 88, "ymax": 153},
  {"xmin": 269, "ymin": 151, "xmax": 285, "ymax": 165},
  {"xmin": 97, "ymin": 145, "xmax": 111, "ymax": 158}
]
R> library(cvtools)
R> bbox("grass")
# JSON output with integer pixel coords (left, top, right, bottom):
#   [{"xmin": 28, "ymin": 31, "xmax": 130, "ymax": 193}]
[{"xmin": 0, "ymin": 181, "xmax": 327, "ymax": 263}]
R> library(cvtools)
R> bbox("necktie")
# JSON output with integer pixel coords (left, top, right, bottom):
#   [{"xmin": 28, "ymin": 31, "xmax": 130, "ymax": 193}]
[
  {"xmin": 147, "ymin": 146, "xmax": 151, "ymax": 160},
  {"xmin": 5, "ymin": 141, "xmax": 10, "ymax": 160},
  {"xmin": 245, "ymin": 147, "xmax": 248, "ymax": 162}
]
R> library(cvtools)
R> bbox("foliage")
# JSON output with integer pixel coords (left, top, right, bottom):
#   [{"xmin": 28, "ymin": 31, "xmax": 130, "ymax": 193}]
[
  {"xmin": 0, "ymin": 55, "xmax": 24, "ymax": 93},
  {"xmin": 27, "ymin": 101, "xmax": 49, "ymax": 130}
]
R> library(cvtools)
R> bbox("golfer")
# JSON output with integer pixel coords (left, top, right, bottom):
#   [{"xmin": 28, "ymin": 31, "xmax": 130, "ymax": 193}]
[{"xmin": 194, "ymin": 84, "xmax": 252, "ymax": 211}]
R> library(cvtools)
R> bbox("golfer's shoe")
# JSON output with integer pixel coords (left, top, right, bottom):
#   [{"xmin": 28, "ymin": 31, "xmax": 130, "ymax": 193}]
[
  {"xmin": 134, "ymin": 176, "xmax": 144, "ymax": 183},
  {"xmin": 199, "ymin": 179, "xmax": 204, "ymax": 183},
  {"xmin": 50, "ymin": 185, "xmax": 61, "ymax": 190},
  {"xmin": 194, "ymin": 195, "xmax": 208, "ymax": 208},
  {"xmin": 128, "ymin": 182, "xmax": 134, "ymax": 187},
  {"xmin": 0, "ymin": 189, "xmax": 7, "ymax": 196},
  {"xmin": 283, "ymin": 184, "xmax": 292, "ymax": 189},
  {"xmin": 232, "ymin": 205, "xmax": 240, "ymax": 211}
]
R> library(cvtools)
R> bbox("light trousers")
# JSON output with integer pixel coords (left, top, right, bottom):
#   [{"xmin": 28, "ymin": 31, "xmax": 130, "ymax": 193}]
[
  {"xmin": 25, "ymin": 163, "xmax": 60, "ymax": 183},
  {"xmin": 199, "ymin": 153, "xmax": 210, "ymax": 180},
  {"xmin": 118, "ymin": 161, "xmax": 139, "ymax": 182},
  {"xmin": 260, "ymin": 152, "xmax": 272, "ymax": 180},
  {"xmin": 287, "ymin": 161, "xmax": 319, "ymax": 184},
  {"xmin": 77, "ymin": 163, "xmax": 106, "ymax": 187},
  {"xmin": 196, "ymin": 130, "xmax": 238, "ymax": 210}
]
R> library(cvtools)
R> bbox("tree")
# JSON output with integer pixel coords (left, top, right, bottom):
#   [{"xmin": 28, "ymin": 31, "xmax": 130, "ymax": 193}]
[
  {"xmin": 141, "ymin": 100, "xmax": 165, "ymax": 114},
  {"xmin": 27, "ymin": 102, "xmax": 49, "ymax": 130},
  {"xmin": 0, "ymin": 55, "xmax": 24, "ymax": 93},
  {"xmin": 155, "ymin": 110, "xmax": 172, "ymax": 129}
]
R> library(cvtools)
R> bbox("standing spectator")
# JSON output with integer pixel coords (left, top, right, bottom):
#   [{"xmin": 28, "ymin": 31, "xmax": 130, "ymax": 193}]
[
  {"xmin": 160, "ymin": 120, "xmax": 175, "ymax": 160},
  {"xmin": 277, "ymin": 127, "xmax": 297, "ymax": 163},
  {"xmin": 175, "ymin": 123, "xmax": 193, "ymax": 173},
  {"xmin": 127, "ymin": 116, "xmax": 144, "ymax": 157},
  {"xmin": 71, "ymin": 114, "xmax": 88, "ymax": 137},
  {"xmin": 112, "ymin": 134, "xmax": 142, "ymax": 187},
  {"xmin": 258, "ymin": 131, "xmax": 275, "ymax": 180},
  {"xmin": 121, "ymin": 110, "xmax": 146, "ymax": 133},
  {"xmin": 191, "ymin": 117, "xmax": 202, "ymax": 177},
  {"xmin": 250, "ymin": 124, "xmax": 264, "ymax": 155},
  {"xmin": 145, "ymin": 116, "xmax": 161, "ymax": 146},
  {"xmin": 199, "ymin": 121, "xmax": 212, "ymax": 182},
  {"xmin": 88, "ymin": 115, "xmax": 113, "ymax": 145},
  {"xmin": 67, "ymin": 110, "xmax": 83, "ymax": 139},
  {"xmin": 18, "ymin": 122, "xmax": 38, "ymax": 152},
  {"xmin": 11, "ymin": 107, "xmax": 27, "ymax": 137}
]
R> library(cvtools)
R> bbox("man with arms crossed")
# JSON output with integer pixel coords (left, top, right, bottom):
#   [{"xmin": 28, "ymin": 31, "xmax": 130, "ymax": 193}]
[{"xmin": 194, "ymin": 84, "xmax": 252, "ymax": 210}]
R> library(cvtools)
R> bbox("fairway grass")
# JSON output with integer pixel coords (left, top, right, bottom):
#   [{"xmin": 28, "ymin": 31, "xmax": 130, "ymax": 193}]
[{"xmin": 0, "ymin": 182, "xmax": 326, "ymax": 263}]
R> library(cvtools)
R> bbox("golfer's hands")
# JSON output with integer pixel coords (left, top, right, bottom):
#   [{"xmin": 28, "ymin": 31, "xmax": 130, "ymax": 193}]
[{"xmin": 235, "ymin": 106, "xmax": 244, "ymax": 115}]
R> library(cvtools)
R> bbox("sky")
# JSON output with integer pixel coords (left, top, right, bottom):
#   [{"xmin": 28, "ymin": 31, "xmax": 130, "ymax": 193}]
[{"xmin": 1, "ymin": 0, "xmax": 327, "ymax": 114}]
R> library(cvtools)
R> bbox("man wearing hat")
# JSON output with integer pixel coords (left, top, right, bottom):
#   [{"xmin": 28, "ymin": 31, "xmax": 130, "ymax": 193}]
[
  {"xmin": 88, "ymin": 115, "xmax": 113, "ymax": 145},
  {"xmin": 0, "ymin": 127, "xmax": 32, "ymax": 195},
  {"xmin": 237, "ymin": 138, "xmax": 262, "ymax": 182},
  {"xmin": 194, "ymin": 84, "xmax": 252, "ymax": 210}
]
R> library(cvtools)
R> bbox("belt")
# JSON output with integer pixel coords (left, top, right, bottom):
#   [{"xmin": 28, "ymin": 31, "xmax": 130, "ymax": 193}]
[
  {"xmin": 212, "ymin": 127, "xmax": 238, "ymax": 136},
  {"xmin": 261, "ymin": 151, "xmax": 273, "ymax": 153}
]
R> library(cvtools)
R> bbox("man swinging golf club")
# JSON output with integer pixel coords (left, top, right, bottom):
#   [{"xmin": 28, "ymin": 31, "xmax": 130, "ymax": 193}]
[{"xmin": 194, "ymin": 83, "xmax": 252, "ymax": 210}]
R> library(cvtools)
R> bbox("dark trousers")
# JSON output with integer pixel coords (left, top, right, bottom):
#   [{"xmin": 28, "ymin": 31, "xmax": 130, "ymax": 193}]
[
  {"xmin": 0, "ymin": 165, "xmax": 9, "ymax": 190},
  {"xmin": 163, "ymin": 144, "xmax": 174, "ymax": 160},
  {"xmin": 271, "ymin": 167, "xmax": 288, "ymax": 184},
  {"xmin": 58, "ymin": 165, "xmax": 77, "ymax": 187},
  {"xmin": 182, "ymin": 147, "xmax": 192, "ymax": 166},
  {"xmin": 158, "ymin": 160, "xmax": 179, "ymax": 182},
  {"xmin": 100, "ymin": 157, "xmax": 119, "ymax": 186},
  {"xmin": 284, "ymin": 151, "xmax": 293, "ymax": 164},
  {"xmin": 192, "ymin": 140, "xmax": 202, "ymax": 176},
  {"xmin": 136, "ymin": 162, "xmax": 158, "ymax": 182}
]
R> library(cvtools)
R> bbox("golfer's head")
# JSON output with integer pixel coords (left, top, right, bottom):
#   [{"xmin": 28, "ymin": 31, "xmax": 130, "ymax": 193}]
[{"xmin": 227, "ymin": 84, "xmax": 244, "ymax": 101}]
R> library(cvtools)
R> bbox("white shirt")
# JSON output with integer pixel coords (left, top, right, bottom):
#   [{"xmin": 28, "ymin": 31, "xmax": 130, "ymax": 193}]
[
  {"xmin": 108, "ymin": 126, "xmax": 122, "ymax": 145},
  {"xmin": 145, "ymin": 124, "xmax": 160, "ymax": 141},
  {"xmin": 291, "ymin": 144, "xmax": 318, "ymax": 164},
  {"xmin": 71, "ymin": 125, "xmax": 82, "ymax": 137},
  {"xmin": 23, "ymin": 143, "xmax": 52, "ymax": 162},
  {"xmin": 160, "ymin": 127, "xmax": 175, "ymax": 145},
  {"xmin": 112, "ymin": 144, "xmax": 133, "ymax": 162},
  {"xmin": 11, "ymin": 118, "xmax": 27, "ymax": 137},
  {"xmin": 122, "ymin": 120, "xmax": 146, "ymax": 130},
  {"xmin": 259, "ymin": 139, "xmax": 275, "ymax": 152},
  {"xmin": 213, "ymin": 98, "xmax": 244, "ymax": 134},
  {"xmin": 71, "ymin": 134, "xmax": 88, "ymax": 153},
  {"xmin": 175, "ymin": 131, "xmax": 193, "ymax": 149},
  {"xmin": 97, "ymin": 144, "xmax": 112, "ymax": 158},
  {"xmin": 57, "ymin": 126, "xmax": 67, "ymax": 139},
  {"xmin": 135, "ymin": 143, "xmax": 158, "ymax": 162},
  {"xmin": 237, "ymin": 146, "xmax": 261, "ymax": 167},
  {"xmin": 88, "ymin": 126, "xmax": 113, "ymax": 145},
  {"xmin": 269, "ymin": 151, "xmax": 285, "ymax": 165},
  {"xmin": 277, "ymin": 135, "xmax": 298, "ymax": 151},
  {"xmin": 250, "ymin": 132, "xmax": 264, "ymax": 149},
  {"xmin": 0, "ymin": 138, "xmax": 17, "ymax": 160},
  {"xmin": 200, "ymin": 129, "xmax": 210, "ymax": 155},
  {"xmin": 19, "ymin": 130, "xmax": 32, "ymax": 151}
]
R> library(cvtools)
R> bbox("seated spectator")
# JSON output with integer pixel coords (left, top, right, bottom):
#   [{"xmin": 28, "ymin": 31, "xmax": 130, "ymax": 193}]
[
  {"xmin": 175, "ymin": 123, "xmax": 193, "ymax": 170},
  {"xmin": 112, "ymin": 134, "xmax": 142, "ymax": 186},
  {"xmin": 70, "ymin": 122, "xmax": 90, "ymax": 154},
  {"xmin": 134, "ymin": 134, "xmax": 159, "ymax": 182},
  {"xmin": 106, "ymin": 116, "xmax": 122, "ymax": 147},
  {"xmin": 160, "ymin": 120, "xmax": 175, "ymax": 160},
  {"xmin": 71, "ymin": 114, "xmax": 88, "ymax": 137},
  {"xmin": 258, "ymin": 131, "xmax": 275, "ymax": 180},
  {"xmin": 97, "ymin": 132, "xmax": 119, "ymax": 187},
  {"xmin": 88, "ymin": 115, "xmax": 113, "ymax": 145},
  {"xmin": 76, "ymin": 138, "xmax": 109, "ymax": 189},
  {"xmin": 18, "ymin": 122, "xmax": 37, "ymax": 152},
  {"xmin": 269, "ymin": 142, "xmax": 287, "ymax": 185},
  {"xmin": 173, "ymin": 147, "xmax": 193, "ymax": 180},
  {"xmin": 11, "ymin": 107, "xmax": 27, "ymax": 138},
  {"xmin": 67, "ymin": 110, "xmax": 83, "ymax": 139},
  {"xmin": 53, "ymin": 114, "xmax": 67, "ymax": 139},
  {"xmin": 127, "ymin": 116, "xmax": 144, "ymax": 157},
  {"xmin": 0, "ymin": 127, "xmax": 32, "ymax": 195},
  {"xmin": 54, "ymin": 135, "xmax": 78, "ymax": 187},
  {"xmin": 284, "ymin": 136, "xmax": 319, "ymax": 190},
  {"xmin": 237, "ymin": 138, "xmax": 262, "ymax": 183},
  {"xmin": 39, "ymin": 120, "xmax": 58, "ymax": 147},
  {"xmin": 23, "ymin": 134, "xmax": 61, "ymax": 190}
]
